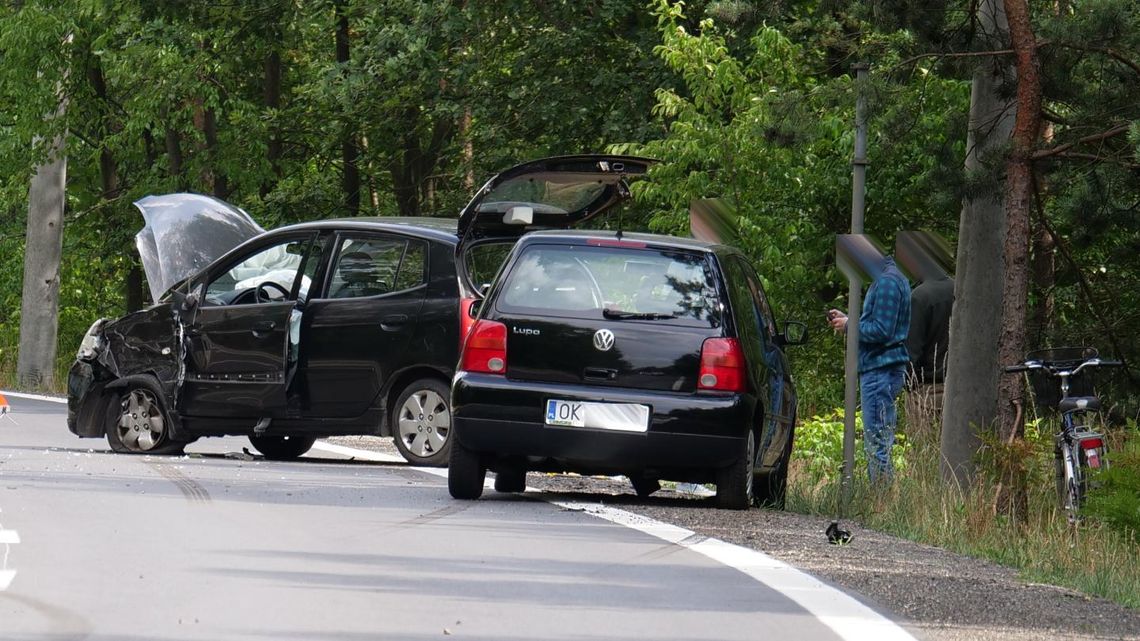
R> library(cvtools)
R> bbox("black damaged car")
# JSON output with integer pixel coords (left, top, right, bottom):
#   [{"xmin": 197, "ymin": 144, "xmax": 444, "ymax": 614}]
[
  {"xmin": 67, "ymin": 155, "xmax": 653, "ymax": 464},
  {"xmin": 448, "ymin": 230, "xmax": 806, "ymax": 509}
]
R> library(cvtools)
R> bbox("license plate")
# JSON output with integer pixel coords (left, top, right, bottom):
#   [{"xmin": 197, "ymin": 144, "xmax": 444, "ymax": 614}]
[{"xmin": 545, "ymin": 400, "xmax": 649, "ymax": 433}]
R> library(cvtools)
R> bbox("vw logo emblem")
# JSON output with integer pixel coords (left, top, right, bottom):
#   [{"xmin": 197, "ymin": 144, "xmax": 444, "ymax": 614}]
[{"xmin": 593, "ymin": 329, "xmax": 615, "ymax": 351}]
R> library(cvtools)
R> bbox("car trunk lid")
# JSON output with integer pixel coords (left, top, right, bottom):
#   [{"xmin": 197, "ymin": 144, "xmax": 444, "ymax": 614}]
[{"xmin": 455, "ymin": 155, "xmax": 654, "ymax": 292}]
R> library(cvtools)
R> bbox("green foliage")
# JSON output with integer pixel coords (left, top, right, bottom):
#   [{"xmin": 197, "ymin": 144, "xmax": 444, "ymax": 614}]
[
  {"xmin": 1085, "ymin": 432, "xmax": 1140, "ymax": 543},
  {"xmin": 793, "ymin": 408, "xmax": 910, "ymax": 479},
  {"xmin": 617, "ymin": 0, "xmax": 968, "ymax": 412}
]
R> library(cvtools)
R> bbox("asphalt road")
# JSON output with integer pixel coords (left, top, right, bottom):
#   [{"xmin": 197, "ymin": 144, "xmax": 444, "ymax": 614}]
[{"xmin": 0, "ymin": 395, "xmax": 913, "ymax": 641}]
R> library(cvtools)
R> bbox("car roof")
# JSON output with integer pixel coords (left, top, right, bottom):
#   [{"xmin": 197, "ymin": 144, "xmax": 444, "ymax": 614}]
[
  {"xmin": 276, "ymin": 216, "xmax": 459, "ymax": 244},
  {"xmin": 516, "ymin": 229, "xmax": 723, "ymax": 253}
]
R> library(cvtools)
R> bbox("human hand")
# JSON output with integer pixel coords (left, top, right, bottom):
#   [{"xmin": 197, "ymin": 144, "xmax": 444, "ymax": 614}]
[{"xmin": 827, "ymin": 309, "xmax": 847, "ymax": 333}]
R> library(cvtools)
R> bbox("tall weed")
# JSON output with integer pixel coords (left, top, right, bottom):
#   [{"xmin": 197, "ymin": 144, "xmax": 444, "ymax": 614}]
[{"xmin": 787, "ymin": 399, "xmax": 1140, "ymax": 609}]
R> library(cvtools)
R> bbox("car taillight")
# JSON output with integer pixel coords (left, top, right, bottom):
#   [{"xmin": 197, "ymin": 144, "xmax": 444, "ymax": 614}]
[
  {"xmin": 698, "ymin": 337, "xmax": 746, "ymax": 392},
  {"xmin": 460, "ymin": 319, "xmax": 507, "ymax": 374},
  {"xmin": 459, "ymin": 296, "xmax": 478, "ymax": 350}
]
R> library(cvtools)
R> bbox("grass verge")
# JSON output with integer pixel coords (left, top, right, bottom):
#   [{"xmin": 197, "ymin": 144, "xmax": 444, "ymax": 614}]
[{"xmin": 786, "ymin": 409, "xmax": 1140, "ymax": 610}]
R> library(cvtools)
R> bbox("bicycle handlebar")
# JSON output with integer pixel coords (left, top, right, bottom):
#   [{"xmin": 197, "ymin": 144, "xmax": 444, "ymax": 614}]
[{"xmin": 1003, "ymin": 357, "xmax": 1123, "ymax": 377}]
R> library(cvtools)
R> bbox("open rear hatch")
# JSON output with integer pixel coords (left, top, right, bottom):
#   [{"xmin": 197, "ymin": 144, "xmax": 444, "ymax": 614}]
[{"xmin": 456, "ymin": 155, "xmax": 654, "ymax": 292}]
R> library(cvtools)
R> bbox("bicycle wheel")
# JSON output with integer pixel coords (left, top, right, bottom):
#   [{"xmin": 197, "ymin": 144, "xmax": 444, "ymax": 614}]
[{"xmin": 1056, "ymin": 441, "xmax": 1082, "ymax": 521}]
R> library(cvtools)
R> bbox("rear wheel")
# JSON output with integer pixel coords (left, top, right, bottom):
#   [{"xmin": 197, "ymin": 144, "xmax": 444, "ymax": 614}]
[
  {"xmin": 493, "ymin": 467, "xmax": 527, "ymax": 493},
  {"xmin": 448, "ymin": 440, "xmax": 486, "ymax": 500},
  {"xmin": 629, "ymin": 477, "xmax": 661, "ymax": 498},
  {"xmin": 392, "ymin": 378, "xmax": 452, "ymax": 467},
  {"xmin": 715, "ymin": 430, "xmax": 755, "ymax": 510},
  {"xmin": 106, "ymin": 385, "xmax": 185, "ymax": 455},
  {"xmin": 248, "ymin": 434, "xmax": 316, "ymax": 460}
]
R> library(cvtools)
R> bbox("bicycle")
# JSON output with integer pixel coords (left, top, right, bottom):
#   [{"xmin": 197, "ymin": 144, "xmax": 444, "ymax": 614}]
[{"xmin": 1004, "ymin": 347, "xmax": 1121, "ymax": 522}]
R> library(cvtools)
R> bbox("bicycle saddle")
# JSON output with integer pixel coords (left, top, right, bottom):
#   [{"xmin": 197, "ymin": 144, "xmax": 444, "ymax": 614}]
[{"xmin": 1059, "ymin": 396, "xmax": 1100, "ymax": 413}]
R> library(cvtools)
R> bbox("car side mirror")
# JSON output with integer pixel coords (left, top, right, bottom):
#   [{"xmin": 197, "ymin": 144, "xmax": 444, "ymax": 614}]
[
  {"xmin": 779, "ymin": 321, "xmax": 808, "ymax": 346},
  {"xmin": 173, "ymin": 283, "xmax": 203, "ymax": 313},
  {"xmin": 467, "ymin": 299, "xmax": 482, "ymax": 318}
]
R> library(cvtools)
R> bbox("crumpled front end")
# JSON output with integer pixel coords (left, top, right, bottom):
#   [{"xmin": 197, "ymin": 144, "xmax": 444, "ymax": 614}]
[{"xmin": 67, "ymin": 318, "xmax": 116, "ymax": 437}]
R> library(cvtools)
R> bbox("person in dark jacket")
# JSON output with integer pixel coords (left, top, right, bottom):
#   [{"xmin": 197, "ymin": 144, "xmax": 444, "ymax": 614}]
[
  {"xmin": 896, "ymin": 231, "xmax": 955, "ymax": 438},
  {"xmin": 829, "ymin": 237, "xmax": 911, "ymax": 484}
]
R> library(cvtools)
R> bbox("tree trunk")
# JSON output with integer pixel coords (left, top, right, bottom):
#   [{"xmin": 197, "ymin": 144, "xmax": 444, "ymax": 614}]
[
  {"xmin": 940, "ymin": 0, "xmax": 1016, "ymax": 487},
  {"xmin": 1029, "ymin": 225, "xmax": 1055, "ymax": 344},
  {"xmin": 165, "ymin": 126, "xmax": 186, "ymax": 190},
  {"xmin": 17, "ymin": 131, "xmax": 67, "ymax": 391},
  {"xmin": 262, "ymin": 47, "xmax": 283, "ymax": 197},
  {"xmin": 335, "ymin": 1, "xmax": 360, "ymax": 216},
  {"xmin": 994, "ymin": 0, "xmax": 1043, "ymax": 521},
  {"xmin": 202, "ymin": 107, "xmax": 227, "ymax": 198},
  {"xmin": 461, "ymin": 106, "xmax": 475, "ymax": 191}
]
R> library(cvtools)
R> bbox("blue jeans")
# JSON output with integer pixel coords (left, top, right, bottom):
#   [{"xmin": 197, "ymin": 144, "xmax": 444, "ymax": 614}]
[{"xmin": 860, "ymin": 365, "xmax": 906, "ymax": 484}]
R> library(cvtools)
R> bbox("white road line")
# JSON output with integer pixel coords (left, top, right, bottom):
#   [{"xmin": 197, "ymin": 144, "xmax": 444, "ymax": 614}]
[
  {"xmin": 0, "ymin": 390, "xmax": 66, "ymax": 404},
  {"xmin": 310, "ymin": 441, "xmax": 405, "ymax": 463},
  {"xmin": 313, "ymin": 440, "xmax": 917, "ymax": 641},
  {"xmin": 0, "ymin": 518, "xmax": 17, "ymax": 591}
]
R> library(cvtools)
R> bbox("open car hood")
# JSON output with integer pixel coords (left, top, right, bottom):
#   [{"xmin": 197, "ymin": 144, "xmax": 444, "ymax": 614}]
[
  {"xmin": 134, "ymin": 193, "xmax": 265, "ymax": 303},
  {"xmin": 455, "ymin": 155, "xmax": 655, "ymax": 250}
]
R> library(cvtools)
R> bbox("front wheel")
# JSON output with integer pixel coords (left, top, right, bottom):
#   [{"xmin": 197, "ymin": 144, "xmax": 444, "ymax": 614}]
[
  {"xmin": 715, "ymin": 430, "xmax": 755, "ymax": 510},
  {"xmin": 248, "ymin": 434, "xmax": 316, "ymax": 460},
  {"xmin": 106, "ymin": 385, "xmax": 185, "ymax": 455},
  {"xmin": 754, "ymin": 431, "xmax": 793, "ymax": 510},
  {"xmin": 392, "ymin": 378, "xmax": 452, "ymax": 466}
]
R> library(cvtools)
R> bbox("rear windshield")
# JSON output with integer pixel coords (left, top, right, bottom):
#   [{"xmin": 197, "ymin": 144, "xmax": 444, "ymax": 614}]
[{"xmin": 495, "ymin": 244, "xmax": 720, "ymax": 326}]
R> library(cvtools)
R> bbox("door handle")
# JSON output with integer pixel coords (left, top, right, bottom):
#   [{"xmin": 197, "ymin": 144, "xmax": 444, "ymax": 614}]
[
  {"xmin": 380, "ymin": 314, "xmax": 408, "ymax": 331},
  {"xmin": 252, "ymin": 320, "xmax": 277, "ymax": 334}
]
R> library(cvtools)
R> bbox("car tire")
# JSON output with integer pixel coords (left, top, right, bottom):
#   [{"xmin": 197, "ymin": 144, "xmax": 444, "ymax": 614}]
[
  {"xmin": 715, "ymin": 429, "xmax": 755, "ymax": 510},
  {"xmin": 629, "ymin": 477, "xmax": 661, "ymax": 498},
  {"xmin": 753, "ymin": 431, "xmax": 793, "ymax": 510},
  {"xmin": 448, "ymin": 439, "xmax": 486, "ymax": 500},
  {"xmin": 493, "ymin": 468, "xmax": 527, "ymax": 493},
  {"xmin": 248, "ymin": 434, "xmax": 316, "ymax": 460},
  {"xmin": 105, "ymin": 384, "xmax": 185, "ymax": 455},
  {"xmin": 392, "ymin": 378, "xmax": 452, "ymax": 467}
]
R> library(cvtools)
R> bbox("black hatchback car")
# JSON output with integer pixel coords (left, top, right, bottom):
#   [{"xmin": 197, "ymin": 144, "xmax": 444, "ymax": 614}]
[
  {"xmin": 448, "ymin": 230, "xmax": 806, "ymax": 509},
  {"xmin": 67, "ymin": 155, "xmax": 653, "ymax": 464}
]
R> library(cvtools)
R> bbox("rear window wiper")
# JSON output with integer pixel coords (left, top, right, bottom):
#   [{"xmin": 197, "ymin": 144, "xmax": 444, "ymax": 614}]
[{"xmin": 603, "ymin": 308, "xmax": 678, "ymax": 320}]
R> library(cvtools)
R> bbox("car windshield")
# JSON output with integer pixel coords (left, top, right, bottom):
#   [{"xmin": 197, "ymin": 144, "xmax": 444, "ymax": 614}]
[{"xmin": 496, "ymin": 244, "xmax": 720, "ymax": 326}]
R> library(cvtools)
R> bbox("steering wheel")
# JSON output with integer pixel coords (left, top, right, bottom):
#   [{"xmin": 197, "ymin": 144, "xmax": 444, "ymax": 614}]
[{"xmin": 255, "ymin": 281, "xmax": 291, "ymax": 303}]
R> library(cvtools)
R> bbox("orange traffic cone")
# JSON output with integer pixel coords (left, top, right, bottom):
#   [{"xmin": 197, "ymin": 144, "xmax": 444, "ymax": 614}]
[{"xmin": 0, "ymin": 393, "xmax": 9, "ymax": 415}]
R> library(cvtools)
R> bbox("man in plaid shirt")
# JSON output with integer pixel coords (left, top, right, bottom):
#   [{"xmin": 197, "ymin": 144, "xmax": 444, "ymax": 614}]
[{"xmin": 829, "ymin": 254, "xmax": 912, "ymax": 484}]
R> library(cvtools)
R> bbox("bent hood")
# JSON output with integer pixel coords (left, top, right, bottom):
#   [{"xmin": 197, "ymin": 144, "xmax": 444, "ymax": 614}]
[{"xmin": 134, "ymin": 193, "xmax": 264, "ymax": 303}]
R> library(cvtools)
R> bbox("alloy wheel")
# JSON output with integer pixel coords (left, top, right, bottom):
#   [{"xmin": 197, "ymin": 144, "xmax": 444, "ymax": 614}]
[
  {"xmin": 397, "ymin": 388, "xmax": 451, "ymax": 458},
  {"xmin": 117, "ymin": 389, "xmax": 166, "ymax": 452}
]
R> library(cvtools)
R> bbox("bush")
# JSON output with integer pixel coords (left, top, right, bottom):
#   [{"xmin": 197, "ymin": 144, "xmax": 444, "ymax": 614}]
[
  {"xmin": 793, "ymin": 408, "xmax": 910, "ymax": 480},
  {"xmin": 1084, "ymin": 431, "xmax": 1140, "ymax": 542}
]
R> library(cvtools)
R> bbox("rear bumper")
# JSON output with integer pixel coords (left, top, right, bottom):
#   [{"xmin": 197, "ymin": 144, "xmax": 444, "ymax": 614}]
[{"xmin": 452, "ymin": 372, "xmax": 752, "ymax": 475}]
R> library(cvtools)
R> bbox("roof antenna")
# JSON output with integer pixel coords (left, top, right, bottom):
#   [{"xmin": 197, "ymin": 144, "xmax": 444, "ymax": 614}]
[{"xmin": 616, "ymin": 205, "xmax": 624, "ymax": 241}]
